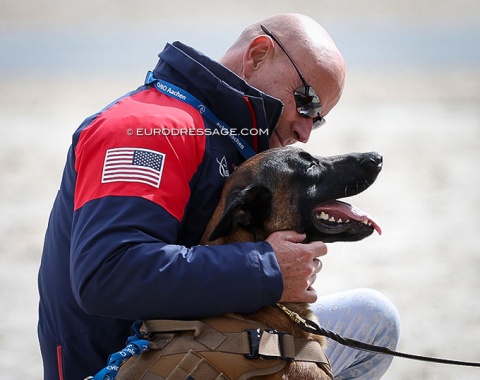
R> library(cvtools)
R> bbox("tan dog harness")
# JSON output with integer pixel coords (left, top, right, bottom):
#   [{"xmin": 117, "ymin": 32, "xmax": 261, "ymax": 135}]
[{"xmin": 115, "ymin": 313, "xmax": 333, "ymax": 380}]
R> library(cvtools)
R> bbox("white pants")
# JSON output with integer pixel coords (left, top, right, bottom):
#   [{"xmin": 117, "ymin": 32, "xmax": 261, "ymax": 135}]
[{"xmin": 313, "ymin": 288, "xmax": 401, "ymax": 379}]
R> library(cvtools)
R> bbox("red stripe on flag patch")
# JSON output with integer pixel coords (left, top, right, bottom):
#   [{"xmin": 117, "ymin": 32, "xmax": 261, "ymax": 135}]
[{"xmin": 101, "ymin": 147, "xmax": 165, "ymax": 188}]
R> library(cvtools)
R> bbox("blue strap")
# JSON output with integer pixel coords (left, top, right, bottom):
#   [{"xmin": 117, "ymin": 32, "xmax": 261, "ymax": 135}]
[
  {"xmin": 144, "ymin": 71, "xmax": 257, "ymax": 159},
  {"xmin": 87, "ymin": 321, "xmax": 150, "ymax": 380}
]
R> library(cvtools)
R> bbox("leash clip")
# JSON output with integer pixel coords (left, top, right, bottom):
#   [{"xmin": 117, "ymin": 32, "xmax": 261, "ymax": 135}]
[{"xmin": 276, "ymin": 303, "xmax": 319, "ymax": 333}]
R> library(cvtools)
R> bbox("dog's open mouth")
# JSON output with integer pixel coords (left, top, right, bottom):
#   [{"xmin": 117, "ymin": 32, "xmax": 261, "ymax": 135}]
[{"xmin": 313, "ymin": 200, "xmax": 382, "ymax": 237}]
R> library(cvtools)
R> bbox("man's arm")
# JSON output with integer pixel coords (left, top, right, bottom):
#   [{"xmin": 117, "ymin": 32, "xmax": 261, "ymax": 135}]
[{"xmin": 70, "ymin": 196, "xmax": 284, "ymax": 320}]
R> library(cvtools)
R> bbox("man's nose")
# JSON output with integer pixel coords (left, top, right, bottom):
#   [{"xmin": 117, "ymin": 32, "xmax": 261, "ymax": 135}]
[{"xmin": 291, "ymin": 118, "xmax": 313, "ymax": 143}]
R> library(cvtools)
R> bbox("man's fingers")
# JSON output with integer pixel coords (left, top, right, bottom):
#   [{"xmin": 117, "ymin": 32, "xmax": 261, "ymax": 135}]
[
  {"xmin": 267, "ymin": 230, "xmax": 328, "ymax": 303},
  {"xmin": 267, "ymin": 231, "xmax": 328, "ymax": 259},
  {"xmin": 280, "ymin": 284, "xmax": 318, "ymax": 303},
  {"xmin": 308, "ymin": 241, "xmax": 328, "ymax": 258}
]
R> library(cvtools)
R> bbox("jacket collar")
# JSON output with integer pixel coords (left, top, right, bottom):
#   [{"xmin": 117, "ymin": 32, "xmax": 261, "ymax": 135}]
[{"xmin": 152, "ymin": 42, "xmax": 284, "ymax": 154}]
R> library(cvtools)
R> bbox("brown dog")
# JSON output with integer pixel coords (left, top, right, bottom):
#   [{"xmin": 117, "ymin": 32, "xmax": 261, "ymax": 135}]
[{"xmin": 116, "ymin": 146, "xmax": 382, "ymax": 380}]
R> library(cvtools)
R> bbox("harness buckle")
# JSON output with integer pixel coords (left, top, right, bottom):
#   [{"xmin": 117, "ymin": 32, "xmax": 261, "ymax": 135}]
[
  {"xmin": 246, "ymin": 328, "xmax": 262, "ymax": 359},
  {"xmin": 245, "ymin": 328, "xmax": 293, "ymax": 361},
  {"xmin": 275, "ymin": 330, "xmax": 294, "ymax": 361}
]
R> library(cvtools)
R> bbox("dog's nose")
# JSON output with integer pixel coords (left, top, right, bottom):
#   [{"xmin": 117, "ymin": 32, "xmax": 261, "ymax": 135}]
[{"xmin": 368, "ymin": 152, "xmax": 383, "ymax": 168}]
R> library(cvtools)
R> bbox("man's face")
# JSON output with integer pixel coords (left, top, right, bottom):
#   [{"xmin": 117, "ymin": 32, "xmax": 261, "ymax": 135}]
[{"xmin": 245, "ymin": 57, "xmax": 317, "ymax": 148}]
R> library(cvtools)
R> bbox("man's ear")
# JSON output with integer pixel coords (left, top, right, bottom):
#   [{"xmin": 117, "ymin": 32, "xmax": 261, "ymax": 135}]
[
  {"xmin": 242, "ymin": 35, "xmax": 274, "ymax": 77},
  {"xmin": 207, "ymin": 184, "xmax": 272, "ymax": 242}
]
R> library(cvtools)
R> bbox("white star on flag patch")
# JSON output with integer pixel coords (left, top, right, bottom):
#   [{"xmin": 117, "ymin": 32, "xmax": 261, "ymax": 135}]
[{"xmin": 101, "ymin": 147, "xmax": 165, "ymax": 188}]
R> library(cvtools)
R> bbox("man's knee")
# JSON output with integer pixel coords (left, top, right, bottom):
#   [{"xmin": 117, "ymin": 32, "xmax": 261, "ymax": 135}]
[
  {"xmin": 314, "ymin": 288, "xmax": 401, "ymax": 379},
  {"xmin": 314, "ymin": 288, "xmax": 401, "ymax": 348},
  {"xmin": 349, "ymin": 288, "xmax": 401, "ymax": 349}
]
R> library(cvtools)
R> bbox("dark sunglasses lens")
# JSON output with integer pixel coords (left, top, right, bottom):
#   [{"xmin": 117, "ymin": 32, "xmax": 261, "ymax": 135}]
[
  {"xmin": 294, "ymin": 87, "xmax": 321, "ymax": 115},
  {"xmin": 294, "ymin": 86, "xmax": 325, "ymax": 129},
  {"xmin": 294, "ymin": 93, "xmax": 313, "ymax": 108}
]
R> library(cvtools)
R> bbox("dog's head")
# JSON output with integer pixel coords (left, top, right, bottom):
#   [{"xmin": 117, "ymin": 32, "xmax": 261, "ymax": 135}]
[{"xmin": 203, "ymin": 147, "xmax": 382, "ymax": 244}]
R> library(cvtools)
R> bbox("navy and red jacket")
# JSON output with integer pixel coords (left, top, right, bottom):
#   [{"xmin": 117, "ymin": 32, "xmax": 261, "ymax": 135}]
[{"xmin": 38, "ymin": 41, "xmax": 285, "ymax": 379}]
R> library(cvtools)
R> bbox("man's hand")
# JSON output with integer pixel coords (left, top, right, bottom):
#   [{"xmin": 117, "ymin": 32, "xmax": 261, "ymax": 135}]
[{"xmin": 266, "ymin": 230, "xmax": 327, "ymax": 303}]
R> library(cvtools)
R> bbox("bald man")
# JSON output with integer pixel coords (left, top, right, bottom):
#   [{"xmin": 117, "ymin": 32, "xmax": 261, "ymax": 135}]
[
  {"xmin": 38, "ymin": 13, "xmax": 400, "ymax": 379},
  {"xmin": 221, "ymin": 13, "xmax": 345, "ymax": 147}
]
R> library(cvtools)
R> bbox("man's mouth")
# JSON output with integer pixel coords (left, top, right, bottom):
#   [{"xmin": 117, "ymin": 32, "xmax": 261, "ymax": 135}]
[
  {"xmin": 312, "ymin": 200, "xmax": 382, "ymax": 236},
  {"xmin": 272, "ymin": 130, "xmax": 295, "ymax": 147}
]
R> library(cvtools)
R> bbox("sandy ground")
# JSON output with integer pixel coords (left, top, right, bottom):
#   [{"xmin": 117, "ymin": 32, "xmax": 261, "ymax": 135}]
[{"xmin": 1, "ymin": 1, "xmax": 480, "ymax": 379}]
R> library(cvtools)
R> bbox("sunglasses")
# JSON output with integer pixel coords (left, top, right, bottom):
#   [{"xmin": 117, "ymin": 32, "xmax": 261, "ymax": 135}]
[{"xmin": 260, "ymin": 25, "xmax": 326, "ymax": 130}]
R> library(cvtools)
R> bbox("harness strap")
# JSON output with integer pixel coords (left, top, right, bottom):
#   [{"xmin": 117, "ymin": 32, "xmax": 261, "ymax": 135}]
[
  {"xmin": 141, "ymin": 319, "xmax": 328, "ymax": 364},
  {"xmin": 143, "ymin": 319, "xmax": 226, "ymax": 351}
]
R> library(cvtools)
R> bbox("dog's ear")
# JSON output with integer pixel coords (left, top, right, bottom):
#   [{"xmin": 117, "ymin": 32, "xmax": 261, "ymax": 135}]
[{"xmin": 208, "ymin": 184, "xmax": 272, "ymax": 241}]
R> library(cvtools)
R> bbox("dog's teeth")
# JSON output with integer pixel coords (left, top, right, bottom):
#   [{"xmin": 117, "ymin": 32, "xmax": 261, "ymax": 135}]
[
  {"xmin": 362, "ymin": 220, "xmax": 369, "ymax": 225},
  {"xmin": 346, "ymin": 219, "xmax": 350, "ymax": 223},
  {"xmin": 328, "ymin": 217, "xmax": 336, "ymax": 222},
  {"xmin": 320, "ymin": 212, "xmax": 329, "ymax": 220},
  {"xmin": 338, "ymin": 219, "xmax": 343, "ymax": 223}
]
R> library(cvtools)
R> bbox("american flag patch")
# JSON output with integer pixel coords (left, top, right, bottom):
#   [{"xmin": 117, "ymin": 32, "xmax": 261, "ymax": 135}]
[{"xmin": 101, "ymin": 148, "xmax": 165, "ymax": 188}]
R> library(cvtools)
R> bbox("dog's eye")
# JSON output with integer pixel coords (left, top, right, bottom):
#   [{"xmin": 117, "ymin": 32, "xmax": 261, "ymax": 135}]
[{"xmin": 298, "ymin": 151, "xmax": 320, "ymax": 166}]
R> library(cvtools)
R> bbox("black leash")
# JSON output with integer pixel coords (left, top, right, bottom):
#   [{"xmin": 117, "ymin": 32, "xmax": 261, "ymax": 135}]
[{"xmin": 276, "ymin": 303, "xmax": 480, "ymax": 368}]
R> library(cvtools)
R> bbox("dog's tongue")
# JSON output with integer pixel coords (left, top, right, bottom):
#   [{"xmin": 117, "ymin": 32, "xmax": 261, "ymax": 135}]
[{"xmin": 316, "ymin": 200, "xmax": 382, "ymax": 235}]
